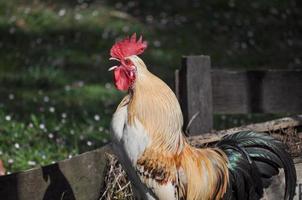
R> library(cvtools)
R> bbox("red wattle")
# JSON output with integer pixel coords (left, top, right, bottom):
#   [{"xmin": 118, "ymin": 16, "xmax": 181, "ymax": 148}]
[{"xmin": 114, "ymin": 67, "xmax": 132, "ymax": 91}]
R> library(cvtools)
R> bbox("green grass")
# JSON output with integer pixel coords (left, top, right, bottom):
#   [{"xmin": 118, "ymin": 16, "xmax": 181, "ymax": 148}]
[
  {"xmin": 0, "ymin": 110, "xmax": 110, "ymax": 173},
  {"xmin": 0, "ymin": 65, "xmax": 123, "ymax": 173},
  {"xmin": 0, "ymin": 84, "xmax": 122, "ymax": 173}
]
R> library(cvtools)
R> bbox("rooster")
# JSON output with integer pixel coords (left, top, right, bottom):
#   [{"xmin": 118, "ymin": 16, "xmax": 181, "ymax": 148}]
[{"xmin": 109, "ymin": 34, "xmax": 297, "ymax": 200}]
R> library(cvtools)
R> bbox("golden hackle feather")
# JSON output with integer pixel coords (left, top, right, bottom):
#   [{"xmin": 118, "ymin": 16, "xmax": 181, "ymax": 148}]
[
  {"xmin": 126, "ymin": 55, "xmax": 229, "ymax": 200},
  {"xmin": 127, "ymin": 55, "xmax": 184, "ymax": 154}
]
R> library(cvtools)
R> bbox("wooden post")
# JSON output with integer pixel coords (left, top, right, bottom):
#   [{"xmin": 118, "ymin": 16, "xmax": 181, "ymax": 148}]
[{"xmin": 178, "ymin": 55, "xmax": 213, "ymax": 135}]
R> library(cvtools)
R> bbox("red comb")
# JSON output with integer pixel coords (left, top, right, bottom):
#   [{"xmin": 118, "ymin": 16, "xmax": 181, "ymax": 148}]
[{"xmin": 110, "ymin": 33, "xmax": 147, "ymax": 60}]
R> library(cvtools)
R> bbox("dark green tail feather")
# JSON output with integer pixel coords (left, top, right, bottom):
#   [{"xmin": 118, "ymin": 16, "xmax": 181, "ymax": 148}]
[{"xmin": 216, "ymin": 131, "xmax": 297, "ymax": 200}]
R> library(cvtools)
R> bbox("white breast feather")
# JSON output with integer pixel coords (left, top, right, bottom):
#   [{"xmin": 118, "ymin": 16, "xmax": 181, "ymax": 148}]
[{"xmin": 111, "ymin": 105, "xmax": 150, "ymax": 165}]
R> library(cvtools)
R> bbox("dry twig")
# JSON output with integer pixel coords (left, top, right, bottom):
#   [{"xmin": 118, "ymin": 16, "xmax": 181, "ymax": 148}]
[{"xmin": 100, "ymin": 154, "xmax": 134, "ymax": 200}]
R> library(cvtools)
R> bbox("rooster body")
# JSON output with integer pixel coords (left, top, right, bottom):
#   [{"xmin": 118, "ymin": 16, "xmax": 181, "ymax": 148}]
[{"xmin": 109, "ymin": 34, "xmax": 296, "ymax": 200}]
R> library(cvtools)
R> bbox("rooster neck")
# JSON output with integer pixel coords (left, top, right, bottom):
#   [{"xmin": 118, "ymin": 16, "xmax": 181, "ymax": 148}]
[{"xmin": 126, "ymin": 66, "xmax": 185, "ymax": 154}]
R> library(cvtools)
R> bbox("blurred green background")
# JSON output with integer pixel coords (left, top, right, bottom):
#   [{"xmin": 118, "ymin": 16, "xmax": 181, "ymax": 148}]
[{"xmin": 0, "ymin": 0, "xmax": 301, "ymax": 173}]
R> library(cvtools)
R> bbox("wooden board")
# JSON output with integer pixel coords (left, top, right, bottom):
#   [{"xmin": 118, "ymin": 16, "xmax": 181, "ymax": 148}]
[
  {"xmin": 189, "ymin": 114, "xmax": 302, "ymax": 145},
  {"xmin": 0, "ymin": 146, "xmax": 110, "ymax": 200},
  {"xmin": 212, "ymin": 69, "xmax": 302, "ymax": 114},
  {"xmin": 212, "ymin": 69, "xmax": 250, "ymax": 113}
]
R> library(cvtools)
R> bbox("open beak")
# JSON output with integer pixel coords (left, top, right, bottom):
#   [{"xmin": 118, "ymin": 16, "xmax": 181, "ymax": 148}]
[
  {"xmin": 109, "ymin": 57, "xmax": 120, "ymax": 61},
  {"xmin": 108, "ymin": 57, "xmax": 120, "ymax": 71},
  {"xmin": 108, "ymin": 66, "xmax": 118, "ymax": 71}
]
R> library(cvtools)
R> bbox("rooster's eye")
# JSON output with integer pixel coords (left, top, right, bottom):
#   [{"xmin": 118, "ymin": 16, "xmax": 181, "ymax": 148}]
[{"xmin": 124, "ymin": 59, "xmax": 131, "ymax": 65}]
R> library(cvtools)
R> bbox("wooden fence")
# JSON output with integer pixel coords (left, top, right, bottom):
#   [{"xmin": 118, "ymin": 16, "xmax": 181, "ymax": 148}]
[
  {"xmin": 175, "ymin": 55, "xmax": 302, "ymax": 135},
  {"xmin": 0, "ymin": 147, "xmax": 110, "ymax": 200},
  {"xmin": 0, "ymin": 55, "xmax": 301, "ymax": 200},
  {"xmin": 0, "ymin": 116, "xmax": 301, "ymax": 200}
]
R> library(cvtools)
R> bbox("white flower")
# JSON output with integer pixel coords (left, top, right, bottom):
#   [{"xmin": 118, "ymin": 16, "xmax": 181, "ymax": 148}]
[
  {"xmin": 61, "ymin": 113, "xmax": 67, "ymax": 118},
  {"xmin": 92, "ymin": 11, "xmax": 98, "ymax": 16},
  {"xmin": 49, "ymin": 107, "xmax": 55, "ymax": 113},
  {"xmin": 87, "ymin": 141, "xmax": 92, "ymax": 146},
  {"xmin": 105, "ymin": 83, "xmax": 112, "ymax": 89},
  {"xmin": 8, "ymin": 94, "xmax": 14, "ymax": 100},
  {"xmin": 153, "ymin": 40, "xmax": 161, "ymax": 47},
  {"xmin": 48, "ymin": 133, "xmax": 54, "ymax": 139},
  {"xmin": 9, "ymin": 16, "xmax": 16, "ymax": 23},
  {"xmin": 94, "ymin": 114, "xmax": 100, "ymax": 121},
  {"xmin": 5, "ymin": 115, "xmax": 11, "ymax": 121},
  {"xmin": 28, "ymin": 160, "xmax": 36, "ymax": 166},
  {"xmin": 78, "ymin": 81, "xmax": 84, "ymax": 87},
  {"xmin": 58, "ymin": 9, "xmax": 66, "ymax": 17},
  {"xmin": 39, "ymin": 124, "xmax": 45, "ymax": 130},
  {"xmin": 122, "ymin": 25, "xmax": 130, "ymax": 33},
  {"xmin": 64, "ymin": 85, "xmax": 71, "ymax": 91},
  {"xmin": 75, "ymin": 13, "xmax": 82, "ymax": 20},
  {"xmin": 43, "ymin": 96, "xmax": 49, "ymax": 102},
  {"xmin": 24, "ymin": 7, "xmax": 31, "ymax": 14},
  {"xmin": 14, "ymin": 143, "xmax": 20, "ymax": 149},
  {"xmin": 9, "ymin": 27, "xmax": 15, "ymax": 34},
  {"xmin": 8, "ymin": 159, "xmax": 14, "ymax": 164}
]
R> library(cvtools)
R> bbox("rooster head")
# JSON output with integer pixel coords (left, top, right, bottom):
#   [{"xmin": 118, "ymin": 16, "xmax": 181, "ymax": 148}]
[{"xmin": 109, "ymin": 33, "xmax": 147, "ymax": 91}]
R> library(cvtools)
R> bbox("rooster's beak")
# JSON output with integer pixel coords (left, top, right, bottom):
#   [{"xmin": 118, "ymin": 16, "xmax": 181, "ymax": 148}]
[
  {"xmin": 108, "ymin": 66, "xmax": 118, "ymax": 71},
  {"xmin": 109, "ymin": 57, "xmax": 120, "ymax": 61},
  {"xmin": 108, "ymin": 57, "xmax": 120, "ymax": 71}
]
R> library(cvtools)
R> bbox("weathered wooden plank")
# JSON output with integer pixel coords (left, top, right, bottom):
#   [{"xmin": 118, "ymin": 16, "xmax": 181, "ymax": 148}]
[
  {"xmin": 212, "ymin": 70, "xmax": 250, "ymax": 113},
  {"xmin": 189, "ymin": 115, "xmax": 302, "ymax": 146},
  {"xmin": 212, "ymin": 69, "xmax": 302, "ymax": 114},
  {"xmin": 0, "ymin": 146, "xmax": 110, "ymax": 200},
  {"xmin": 179, "ymin": 55, "xmax": 213, "ymax": 135},
  {"xmin": 262, "ymin": 70, "xmax": 302, "ymax": 113}
]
